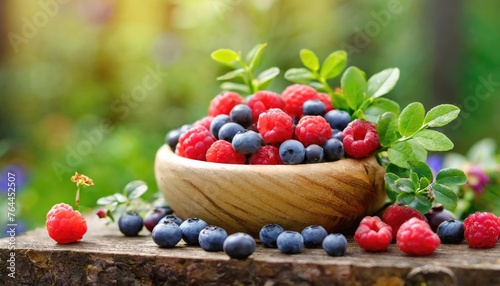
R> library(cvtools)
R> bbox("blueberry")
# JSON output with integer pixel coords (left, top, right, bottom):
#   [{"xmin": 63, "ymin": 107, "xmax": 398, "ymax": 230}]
[
  {"xmin": 232, "ymin": 130, "xmax": 262, "ymax": 155},
  {"xmin": 305, "ymin": 144, "xmax": 324, "ymax": 163},
  {"xmin": 210, "ymin": 114, "xmax": 231, "ymax": 139},
  {"xmin": 179, "ymin": 217, "xmax": 208, "ymax": 245},
  {"xmin": 323, "ymin": 138, "xmax": 344, "ymax": 161},
  {"xmin": 118, "ymin": 212, "xmax": 144, "ymax": 237},
  {"xmin": 218, "ymin": 122, "xmax": 245, "ymax": 142},
  {"xmin": 325, "ymin": 110, "xmax": 351, "ymax": 130},
  {"xmin": 259, "ymin": 223, "xmax": 284, "ymax": 248},
  {"xmin": 223, "ymin": 232, "xmax": 256, "ymax": 259},
  {"xmin": 230, "ymin": 104, "xmax": 253, "ymax": 128},
  {"xmin": 331, "ymin": 129, "xmax": 343, "ymax": 141},
  {"xmin": 425, "ymin": 206, "xmax": 456, "ymax": 232},
  {"xmin": 165, "ymin": 129, "xmax": 181, "ymax": 151},
  {"xmin": 198, "ymin": 226, "xmax": 228, "ymax": 252},
  {"xmin": 144, "ymin": 207, "xmax": 170, "ymax": 232},
  {"xmin": 322, "ymin": 233, "xmax": 347, "ymax": 256},
  {"xmin": 301, "ymin": 225, "xmax": 328, "ymax": 248},
  {"xmin": 277, "ymin": 231, "xmax": 304, "ymax": 254},
  {"xmin": 437, "ymin": 220, "xmax": 464, "ymax": 244},
  {"xmin": 303, "ymin": 99, "xmax": 326, "ymax": 116},
  {"xmin": 159, "ymin": 214, "xmax": 183, "ymax": 226},
  {"xmin": 151, "ymin": 221, "xmax": 182, "ymax": 248},
  {"xmin": 279, "ymin": 139, "xmax": 305, "ymax": 165}
]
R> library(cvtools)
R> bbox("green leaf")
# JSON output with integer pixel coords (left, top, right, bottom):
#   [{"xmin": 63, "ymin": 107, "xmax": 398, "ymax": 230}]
[
  {"xmin": 367, "ymin": 68, "xmax": 400, "ymax": 98},
  {"xmin": 384, "ymin": 173, "xmax": 400, "ymax": 201},
  {"xmin": 220, "ymin": 82, "xmax": 250, "ymax": 94},
  {"xmin": 388, "ymin": 139, "xmax": 427, "ymax": 169},
  {"xmin": 308, "ymin": 81, "xmax": 325, "ymax": 90},
  {"xmin": 424, "ymin": 104, "xmax": 460, "ymax": 128},
  {"xmin": 419, "ymin": 177, "xmax": 430, "ymax": 189},
  {"xmin": 211, "ymin": 49, "xmax": 240, "ymax": 67},
  {"xmin": 246, "ymin": 43, "xmax": 267, "ymax": 70},
  {"xmin": 435, "ymin": 168, "xmax": 467, "ymax": 186},
  {"xmin": 300, "ymin": 49, "xmax": 320, "ymax": 72},
  {"xmin": 433, "ymin": 183, "xmax": 458, "ymax": 210},
  {"xmin": 377, "ymin": 112, "xmax": 400, "ymax": 147},
  {"xmin": 320, "ymin": 50, "xmax": 347, "ymax": 79},
  {"xmin": 96, "ymin": 195, "xmax": 117, "ymax": 205},
  {"xmin": 386, "ymin": 163, "xmax": 410, "ymax": 178},
  {"xmin": 284, "ymin": 68, "xmax": 315, "ymax": 83},
  {"xmin": 412, "ymin": 196, "xmax": 432, "ymax": 214},
  {"xmin": 330, "ymin": 91, "xmax": 350, "ymax": 110},
  {"xmin": 106, "ymin": 209, "xmax": 115, "ymax": 222},
  {"xmin": 216, "ymin": 68, "xmax": 245, "ymax": 81},
  {"xmin": 341, "ymin": 66, "xmax": 367, "ymax": 110},
  {"xmin": 395, "ymin": 178, "xmax": 415, "ymax": 193},
  {"xmin": 410, "ymin": 161, "xmax": 433, "ymax": 182},
  {"xmin": 414, "ymin": 130, "xmax": 454, "ymax": 151},
  {"xmin": 114, "ymin": 193, "xmax": 128, "ymax": 203},
  {"xmin": 125, "ymin": 180, "xmax": 148, "ymax": 200},
  {"xmin": 410, "ymin": 171, "xmax": 419, "ymax": 188},
  {"xmin": 397, "ymin": 192, "xmax": 415, "ymax": 205},
  {"xmin": 365, "ymin": 98, "xmax": 400, "ymax": 117},
  {"xmin": 256, "ymin": 67, "xmax": 280, "ymax": 90},
  {"xmin": 398, "ymin": 102, "xmax": 425, "ymax": 136}
]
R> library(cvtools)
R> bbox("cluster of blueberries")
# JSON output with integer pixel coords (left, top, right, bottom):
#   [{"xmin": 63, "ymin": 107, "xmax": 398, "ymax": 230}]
[{"xmin": 150, "ymin": 215, "xmax": 348, "ymax": 259}]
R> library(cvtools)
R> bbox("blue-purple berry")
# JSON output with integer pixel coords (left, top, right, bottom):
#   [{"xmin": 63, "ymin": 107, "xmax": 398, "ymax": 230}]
[
  {"xmin": 179, "ymin": 217, "xmax": 208, "ymax": 245},
  {"xmin": 210, "ymin": 114, "xmax": 231, "ymax": 139},
  {"xmin": 322, "ymin": 233, "xmax": 347, "ymax": 256},
  {"xmin": 323, "ymin": 138, "xmax": 344, "ymax": 161},
  {"xmin": 118, "ymin": 212, "xmax": 143, "ymax": 237},
  {"xmin": 152, "ymin": 221, "xmax": 182, "ymax": 248},
  {"xmin": 232, "ymin": 130, "xmax": 262, "ymax": 155},
  {"xmin": 223, "ymin": 232, "xmax": 256, "ymax": 259},
  {"xmin": 304, "ymin": 144, "xmax": 324, "ymax": 163},
  {"xmin": 437, "ymin": 220, "xmax": 464, "ymax": 244},
  {"xmin": 325, "ymin": 110, "xmax": 351, "ymax": 130},
  {"xmin": 230, "ymin": 104, "xmax": 253, "ymax": 128},
  {"xmin": 159, "ymin": 214, "xmax": 183, "ymax": 226},
  {"xmin": 279, "ymin": 139, "xmax": 305, "ymax": 165},
  {"xmin": 277, "ymin": 231, "xmax": 304, "ymax": 254},
  {"xmin": 301, "ymin": 225, "xmax": 328, "ymax": 248},
  {"xmin": 218, "ymin": 122, "xmax": 245, "ymax": 142},
  {"xmin": 198, "ymin": 226, "xmax": 228, "ymax": 252},
  {"xmin": 303, "ymin": 99, "xmax": 326, "ymax": 116},
  {"xmin": 259, "ymin": 223, "xmax": 284, "ymax": 248}
]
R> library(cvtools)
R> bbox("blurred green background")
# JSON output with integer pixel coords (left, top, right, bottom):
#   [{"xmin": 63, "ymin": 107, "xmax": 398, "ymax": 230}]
[{"xmin": 1, "ymin": 0, "xmax": 500, "ymax": 232}]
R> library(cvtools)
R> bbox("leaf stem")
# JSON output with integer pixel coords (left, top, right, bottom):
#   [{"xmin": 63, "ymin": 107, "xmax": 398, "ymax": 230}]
[{"xmin": 238, "ymin": 59, "xmax": 257, "ymax": 94}]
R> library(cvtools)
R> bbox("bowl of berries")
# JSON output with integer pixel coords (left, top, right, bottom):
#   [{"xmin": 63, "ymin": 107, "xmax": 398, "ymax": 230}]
[{"xmin": 155, "ymin": 44, "xmax": 464, "ymax": 237}]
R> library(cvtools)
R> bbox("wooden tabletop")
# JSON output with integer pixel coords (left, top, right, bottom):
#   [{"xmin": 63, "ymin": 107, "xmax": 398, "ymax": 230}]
[{"xmin": 1, "ymin": 215, "xmax": 499, "ymax": 286}]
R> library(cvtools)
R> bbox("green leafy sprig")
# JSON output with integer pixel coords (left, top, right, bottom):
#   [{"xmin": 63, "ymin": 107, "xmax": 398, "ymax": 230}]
[{"xmin": 211, "ymin": 43, "xmax": 280, "ymax": 95}]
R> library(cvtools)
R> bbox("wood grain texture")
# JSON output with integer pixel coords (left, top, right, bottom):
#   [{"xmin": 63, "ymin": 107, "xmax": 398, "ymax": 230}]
[{"xmin": 154, "ymin": 145, "xmax": 387, "ymax": 236}]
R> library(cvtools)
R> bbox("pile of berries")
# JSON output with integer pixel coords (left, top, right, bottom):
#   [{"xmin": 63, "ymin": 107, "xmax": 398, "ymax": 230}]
[{"xmin": 166, "ymin": 84, "xmax": 380, "ymax": 165}]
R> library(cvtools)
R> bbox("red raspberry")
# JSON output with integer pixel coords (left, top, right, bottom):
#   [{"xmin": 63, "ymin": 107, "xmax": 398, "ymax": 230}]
[
  {"xmin": 396, "ymin": 218, "xmax": 440, "ymax": 256},
  {"xmin": 175, "ymin": 126, "xmax": 215, "ymax": 161},
  {"xmin": 317, "ymin": 92, "xmax": 334, "ymax": 112},
  {"xmin": 257, "ymin": 108, "xmax": 294, "ymax": 144},
  {"xmin": 383, "ymin": 204, "xmax": 427, "ymax": 238},
  {"xmin": 206, "ymin": 140, "xmax": 246, "ymax": 164},
  {"xmin": 46, "ymin": 203, "xmax": 87, "ymax": 244},
  {"xmin": 193, "ymin": 116, "xmax": 214, "ymax": 130},
  {"xmin": 354, "ymin": 216, "xmax": 392, "ymax": 251},
  {"xmin": 342, "ymin": 119, "xmax": 380, "ymax": 158},
  {"xmin": 463, "ymin": 212, "xmax": 500, "ymax": 248},
  {"xmin": 247, "ymin": 91, "xmax": 286, "ymax": 124},
  {"xmin": 295, "ymin": 116, "xmax": 332, "ymax": 147},
  {"xmin": 208, "ymin": 92, "xmax": 245, "ymax": 116},
  {"xmin": 248, "ymin": 145, "xmax": 283, "ymax": 165},
  {"xmin": 281, "ymin": 84, "xmax": 319, "ymax": 118}
]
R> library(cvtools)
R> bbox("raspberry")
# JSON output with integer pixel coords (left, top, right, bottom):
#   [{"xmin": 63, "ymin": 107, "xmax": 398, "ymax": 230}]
[
  {"xmin": 193, "ymin": 116, "xmax": 214, "ymax": 130},
  {"xmin": 382, "ymin": 204, "xmax": 427, "ymax": 238},
  {"xmin": 248, "ymin": 145, "xmax": 283, "ymax": 165},
  {"xmin": 463, "ymin": 212, "xmax": 500, "ymax": 248},
  {"xmin": 257, "ymin": 108, "xmax": 294, "ymax": 144},
  {"xmin": 295, "ymin": 116, "xmax": 332, "ymax": 147},
  {"xmin": 247, "ymin": 91, "xmax": 285, "ymax": 124},
  {"xmin": 317, "ymin": 92, "xmax": 334, "ymax": 112},
  {"xmin": 175, "ymin": 126, "xmax": 216, "ymax": 161},
  {"xmin": 354, "ymin": 216, "xmax": 392, "ymax": 251},
  {"xmin": 208, "ymin": 92, "xmax": 245, "ymax": 117},
  {"xmin": 206, "ymin": 140, "xmax": 246, "ymax": 164},
  {"xmin": 396, "ymin": 218, "xmax": 440, "ymax": 256},
  {"xmin": 342, "ymin": 119, "xmax": 380, "ymax": 158},
  {"xmin": 281, "ymin": 84, "xmax": 319, "ymax": 118},
  {"xmin": 46, "ymin": 203, "xmax": 87, "ymax": 244}
]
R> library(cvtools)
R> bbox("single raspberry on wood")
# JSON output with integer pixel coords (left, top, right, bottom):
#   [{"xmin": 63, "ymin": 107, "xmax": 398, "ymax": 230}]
[
  {"xmin": 208, "ymin": 92, "xmax": 245, "ymax": 117},
  {"xmin": 295, "ymin": 116, "xmax": 332, "ymax": 147},
  {"xmin": 382, "ymin": 204, "xmax": 427, "ymax": 238},
  {"xmin": 354, "ymin": 216, "xmax": 392, "ymax": 251},
  {"xmin": 46, "ymin": 203, "xmax": 87, "ymax": 244},
  {"xmin": 396, "ymin": 218, "xmax": 440, "ymax": 256},
  {"xmin": 249, "ymin": 145, "xmax": 283, "ymax": 165},
  {"xmin": 247, "ymin": 91, "xmax": 285, "ymax": 124},
  {"xmin": 342, "ymin": 119, "xmax": 380, "ymax": 158},
  {"xmin": 206, "ymin": 140, "xmax": 246, "ymax": 164},
  {"xmin": 281, "ymin": 84, "xmax": 319, "ymax": 118},
  {"xmin": 257, "ymin": 108, "xmax": 294, "ymax": 144},
  {"xmin": 463, "ymin": 212, "xmax": 500, "ymax": 248},
  {"xmin": 175, "ymin": 126, "xmax": 215, "ymax": 161}
]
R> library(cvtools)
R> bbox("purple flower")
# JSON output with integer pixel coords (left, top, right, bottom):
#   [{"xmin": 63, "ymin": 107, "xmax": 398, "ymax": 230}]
[
  {"xmin": 465, "ymin": 165, "xmax": 490, "ymax": 194},
  {"xmin": 427, "ymin": 155, "xmax": 444, "ymax": 176}
]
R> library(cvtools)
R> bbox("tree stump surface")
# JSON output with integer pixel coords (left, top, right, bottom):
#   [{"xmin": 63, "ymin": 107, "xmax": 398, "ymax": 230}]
[{"xmin": 1, "ymin": 215, "xmax": 500, "ymax": 286}]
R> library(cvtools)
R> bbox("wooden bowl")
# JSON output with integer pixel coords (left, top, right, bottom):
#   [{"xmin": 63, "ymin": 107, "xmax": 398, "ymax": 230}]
[{"xmin": 154, "ymin": 145, "xmax": 387, "ymax": 237}]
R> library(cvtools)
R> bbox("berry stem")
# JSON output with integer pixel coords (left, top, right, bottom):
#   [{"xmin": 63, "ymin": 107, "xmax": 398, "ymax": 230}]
[
  {"xmin": 75, "ymin": 185, "xmax": 81, "ymax": 210},
  {"xmin": 238, "ymin": 59, "xmax": 257, "ymax": 94}
]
